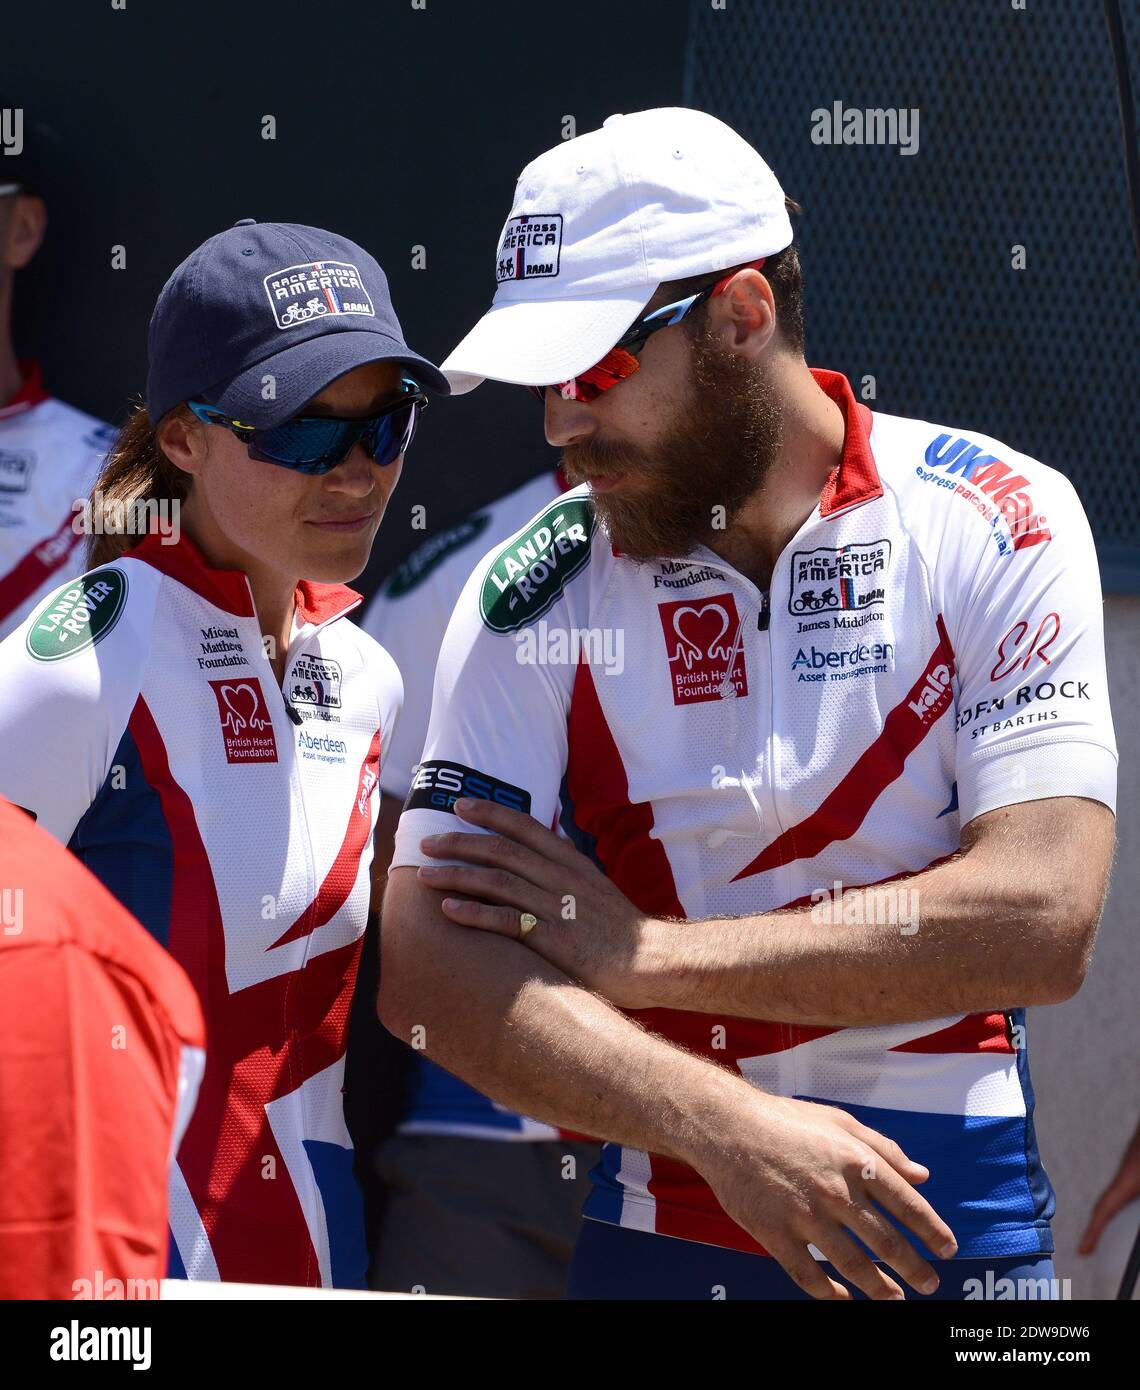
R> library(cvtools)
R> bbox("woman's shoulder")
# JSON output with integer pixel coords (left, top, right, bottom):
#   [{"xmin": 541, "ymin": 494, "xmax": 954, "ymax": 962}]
[{"xmin": 10, "ymin": 554, "xmax": 163, "ymax": 679}]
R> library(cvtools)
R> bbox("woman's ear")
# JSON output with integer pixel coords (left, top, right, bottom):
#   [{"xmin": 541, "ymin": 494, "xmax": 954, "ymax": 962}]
[{"xmin": 156, "ymin": 407, "xmax": 206, "ymax": 478}]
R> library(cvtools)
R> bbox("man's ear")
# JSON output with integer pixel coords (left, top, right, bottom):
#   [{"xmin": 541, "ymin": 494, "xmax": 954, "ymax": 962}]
[
  {"xmin": 712, "ymin": 268, "xmax": 777, "ymax": 360},
  {"xmin": 4, "ymin": 194, "xmax": 47, "ymax": 270}
]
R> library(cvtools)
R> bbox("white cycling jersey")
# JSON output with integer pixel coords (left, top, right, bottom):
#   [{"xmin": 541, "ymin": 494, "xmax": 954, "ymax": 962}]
[
  {"xmin": 0, "ymin": 529, "xmax": 401, "ymax": 1287},
  {"xmin": 0, "ymin": 362, "xmax": 116, "ymax": 640},
  {"xmin": 392, "ymin": 367, "xmax": 1117, "ymax": 1260}
]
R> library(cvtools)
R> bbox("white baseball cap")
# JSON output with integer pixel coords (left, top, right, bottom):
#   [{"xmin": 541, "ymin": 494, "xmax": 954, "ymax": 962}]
[{"xmin": 441, "ymin": 107, "xmax": 793, "ymax": 394}]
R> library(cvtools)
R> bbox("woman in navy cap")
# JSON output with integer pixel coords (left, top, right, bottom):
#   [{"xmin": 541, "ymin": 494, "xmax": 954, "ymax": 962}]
[{"xmin": 0, "ymin": 220, "xmax": 448, "ymax": 1289}]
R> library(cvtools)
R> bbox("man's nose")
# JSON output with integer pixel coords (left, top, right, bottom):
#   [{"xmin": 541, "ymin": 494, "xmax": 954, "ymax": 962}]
[{"xmin": 543, "ymin": 388, "xmax": 598, "ymax": 448}]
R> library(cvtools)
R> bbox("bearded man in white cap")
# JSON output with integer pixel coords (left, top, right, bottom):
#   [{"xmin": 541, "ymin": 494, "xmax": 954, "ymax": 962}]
[{"xmin": 379, "ymin": 108, "xmax": 1116, "ymax": 1301}]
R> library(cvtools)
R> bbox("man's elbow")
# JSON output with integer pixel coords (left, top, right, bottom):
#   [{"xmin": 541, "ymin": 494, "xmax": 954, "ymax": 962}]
[
  {"xmin": 376, "ymin": 922, "xmax": 428, "ymax": 1040},
  {"xmin": 1021, "ymin": 908, "xmax": 1100, "ymax": 1005},
  {"xmin": 375, "ymin": 876, "xmax": 435, "ymax": 1040}
]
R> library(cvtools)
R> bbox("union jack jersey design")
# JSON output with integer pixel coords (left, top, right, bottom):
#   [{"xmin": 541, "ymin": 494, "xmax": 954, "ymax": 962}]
[
  {"xmin": 0, "ymin": 362, "xmax": 116, "ymax": 641},
  {"xmin": 392, "ymin": 368, "xmax": 1117, "ymax": 1260},
  {"xmin": 0, "ymin": 530, "xmax": 401, "ymax": 1287}
]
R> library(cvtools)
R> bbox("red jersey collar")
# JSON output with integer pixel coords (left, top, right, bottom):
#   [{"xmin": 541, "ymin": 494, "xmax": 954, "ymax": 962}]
[
  {"xmin": 811, "ymin": 367, "xmax": 882, "ymax": 516},
  {"xmin": 129, "ymin": 529, "xmax": 361, "ymax": 626},
  {"xmin": 0, "ymin": 360, "xmax": 50, "ymax": 420}
]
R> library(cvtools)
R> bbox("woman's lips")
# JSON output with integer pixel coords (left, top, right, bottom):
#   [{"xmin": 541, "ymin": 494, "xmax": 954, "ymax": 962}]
[{"xmin": 306, "ymin": 513, "xmax": 375, "ymax": 533}]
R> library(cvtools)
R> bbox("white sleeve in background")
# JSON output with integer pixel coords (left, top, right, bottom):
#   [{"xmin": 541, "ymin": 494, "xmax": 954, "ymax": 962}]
[
  {"xmin": 362, "ymin": 553, "xmax": 467, "ymax": 803},
  {"xmin": 361, "ymin": 474, "xmax": 564, "ymax": 802}
]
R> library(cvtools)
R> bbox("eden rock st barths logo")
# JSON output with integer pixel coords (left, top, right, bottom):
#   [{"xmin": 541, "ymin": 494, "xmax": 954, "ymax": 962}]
[
  {"xmin": 26, "ymin": 568, "xmax": 128, "ymax": 662},
  {"xmin": 480, "ymin": 498, "xmax": 594, "ymax": 633}
]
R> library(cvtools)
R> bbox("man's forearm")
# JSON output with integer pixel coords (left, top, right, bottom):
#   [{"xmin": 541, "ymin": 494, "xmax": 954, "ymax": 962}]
[
  {"xmin": 638, "ymin": 804, "xmax": 1107, "ymax": 1025},
  {"xmin": 379, "ymin": 867, "xmax": 753, "ymax": 1165}
]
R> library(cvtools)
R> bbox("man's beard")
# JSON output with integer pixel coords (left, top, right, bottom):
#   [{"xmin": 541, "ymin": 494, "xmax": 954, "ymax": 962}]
[{"xmin": 561, "ymin": 324, "xmax": 783, "ymax": 562}]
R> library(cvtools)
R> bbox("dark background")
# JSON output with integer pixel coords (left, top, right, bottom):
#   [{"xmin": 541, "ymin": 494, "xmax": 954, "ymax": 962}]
[
  {"xmin": 2, "ymin": 0, "xmax": 690, "ymax": 598},
  {"xmin": 3, "ymin": 0, "xmax": 1138, "ymax": 599}
]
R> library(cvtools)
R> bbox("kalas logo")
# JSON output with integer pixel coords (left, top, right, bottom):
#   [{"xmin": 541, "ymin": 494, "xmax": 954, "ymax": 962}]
[
  {"xmin": 923, "ymin": 436, "xmax": 1051, "ymax": 550},
  {"xmin": 908, "ymin": 662, "xmax": 952, "ymax": 724},
  {"xmin": 357, "ymin": 767, "xmax": 377, "ymax": 817}
]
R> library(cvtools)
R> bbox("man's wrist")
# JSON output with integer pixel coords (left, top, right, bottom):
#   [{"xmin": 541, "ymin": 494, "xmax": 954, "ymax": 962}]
[
  {"xmin": 668, "ymin": 1058, "xmax": 767, "ymax": 1171},
  {"xmin": 629, "ymin": 916, "xmax": 725, "ymax": 1012},
  {"xmin": 622, "ymin": 916, "xmax": 684, "ymax": 1010}
]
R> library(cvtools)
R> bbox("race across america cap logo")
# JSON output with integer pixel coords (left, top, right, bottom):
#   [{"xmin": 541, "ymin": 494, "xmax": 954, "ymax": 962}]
[
  {"xmin": 496, "ymin": 214, "xmax": 563, "ymax": 283},
  {"xmin": 264, "ymin": 261, "xmax": 375, "ymax": 329}
]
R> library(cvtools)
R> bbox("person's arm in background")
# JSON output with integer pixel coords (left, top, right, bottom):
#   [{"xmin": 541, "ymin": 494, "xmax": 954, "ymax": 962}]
[
  {"xmin": 369, "ymin": 793, "xmax": 404, "ymax": 913},
  {"xmin": 1079, "ymin": 1120, "xmax": 1140, "ymax": 1258}
]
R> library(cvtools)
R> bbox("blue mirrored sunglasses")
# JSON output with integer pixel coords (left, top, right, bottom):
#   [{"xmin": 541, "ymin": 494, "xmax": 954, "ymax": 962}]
[{"xmin": 187, "ymin": 377, "xmax": 427, "ymax": 474}]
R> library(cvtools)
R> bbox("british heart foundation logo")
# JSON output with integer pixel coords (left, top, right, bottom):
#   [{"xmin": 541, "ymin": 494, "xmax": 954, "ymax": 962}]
[
  {"xmin": 209, "ymin": 678, "xmax": 278, "ymax": 763},
  {"xmin": 657, "ymin": 593, "xmax": 749, "ymax": 705}
]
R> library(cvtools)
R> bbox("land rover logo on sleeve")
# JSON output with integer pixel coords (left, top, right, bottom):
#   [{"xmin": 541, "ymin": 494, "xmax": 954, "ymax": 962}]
[
  {"xmin": 264, "ymin": 261, "xmax": 376, "ymax": 329},
  {"xmin": 479, "ymin": 498, "xmax": 594, "ymax": 633},
  {"xmin": 26, "ymin": 568, "xmax": 128, "ymax": 662},
  {"xmin": 787, "ymin": 539, "xmax": 891, "ymax": 615},
  {"xmin": 496, "ymin": 214, "xmax": 563, "ymax": 283}
]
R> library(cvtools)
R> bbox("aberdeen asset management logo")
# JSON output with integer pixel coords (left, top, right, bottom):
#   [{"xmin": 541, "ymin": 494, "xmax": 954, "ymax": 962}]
[
  {"xmin": 209, "ymin": 678, "xmax": 278, "ymax": 763},
  {"xmin": 658, "ymin": 593, "xmax": 749, "ymax": 705},
  {"xmin": 496, "ymin": 214, "xmax": 563, "ymax": 283}
]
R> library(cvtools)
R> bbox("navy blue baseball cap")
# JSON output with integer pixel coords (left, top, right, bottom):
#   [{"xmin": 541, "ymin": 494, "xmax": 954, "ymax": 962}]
[{"xmin": 146, "ymin": 219, "xmax": 449, "ymax": 427}]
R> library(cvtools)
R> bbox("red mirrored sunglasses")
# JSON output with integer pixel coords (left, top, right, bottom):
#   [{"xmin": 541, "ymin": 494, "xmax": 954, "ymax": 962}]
[{"xmin": 527, "ymin": 258, "xmax": 766, "ymax": 404}]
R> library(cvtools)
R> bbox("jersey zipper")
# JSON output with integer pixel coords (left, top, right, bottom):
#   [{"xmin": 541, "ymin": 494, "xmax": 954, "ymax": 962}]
[{"xmin": 246, "ymin": 578, "xmax": 320, "ymax": 1272}]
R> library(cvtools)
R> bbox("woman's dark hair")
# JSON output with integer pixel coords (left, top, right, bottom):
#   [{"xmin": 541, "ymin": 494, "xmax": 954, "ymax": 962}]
[
  {"xmin": 658, "ymin": 196, "xmax": 805, "ymax": 355},
  {"xmin": 86, "ymin": 402, "xmax": 192, "ymax": 568}
]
